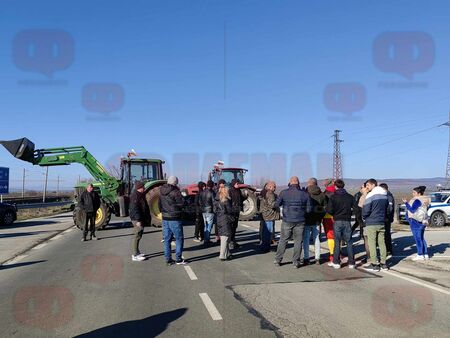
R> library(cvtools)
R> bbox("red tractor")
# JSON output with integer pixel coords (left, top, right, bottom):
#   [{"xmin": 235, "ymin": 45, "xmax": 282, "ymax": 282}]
[{"xmin": 185, "ymin": 163, "xmax": 259, "ymax": 221}]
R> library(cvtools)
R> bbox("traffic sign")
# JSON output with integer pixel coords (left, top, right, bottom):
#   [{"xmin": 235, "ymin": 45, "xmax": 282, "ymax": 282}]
[{"xmin": 0, "ymin": 167, "xmax": 9, "ymax": 194}]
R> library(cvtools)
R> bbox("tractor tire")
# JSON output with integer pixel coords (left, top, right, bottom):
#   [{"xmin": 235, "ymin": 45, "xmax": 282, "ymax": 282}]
[
  {"xmin": 430, "ymin": 211, "xmax": 446, "ymax": 227},
  {"xmin": 239, "ymin": 190, "xmax": 258, "ymax": 221},
  {"xmin": 147, "ymin": 186, "xmax": 163, "ymax": 228},
  {"xmin": 73, "ymin": 203, "xmax": 111, "ymax": 230}
]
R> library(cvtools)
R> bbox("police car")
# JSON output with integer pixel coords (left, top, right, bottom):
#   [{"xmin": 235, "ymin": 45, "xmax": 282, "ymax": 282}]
[{"xmin": 397, "ymin": 190, "xmax": 450, "ymax": 227}]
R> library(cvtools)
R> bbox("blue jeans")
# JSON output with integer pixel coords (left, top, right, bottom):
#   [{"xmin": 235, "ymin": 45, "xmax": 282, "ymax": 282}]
[
  {"xmin": 163, "ymin": 220, "xmax": 184, "ymax": 262},
  {"xmin": 203, "ymin": 213, "xmax": 214, "ymax": 242},
  {"xmin": 303, "ymin": 225, "xmax": 321, "ymax": 260},
  {"xmin": 261, "ymin": 220, "xmax": 274, "ymax": 252},
  {"xmin": 410, "ymin": 221, "xmax": 428, "ymax": 256},
  {"xmin": 333, "ymin": 220, "xmax": 354, "ymax": 265}
]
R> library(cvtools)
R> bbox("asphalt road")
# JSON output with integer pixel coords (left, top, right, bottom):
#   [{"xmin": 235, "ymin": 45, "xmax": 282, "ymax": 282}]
[{"xmin": 0, "ymin": 216, "xmax": 449, "ymax": 338}]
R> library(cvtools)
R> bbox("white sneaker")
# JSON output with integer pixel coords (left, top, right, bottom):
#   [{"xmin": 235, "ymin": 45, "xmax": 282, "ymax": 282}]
[
  {"xmin": 348, "ymin": 264, "xmax": 355, "ymax": 269},
  {"xmin": 332, "ymin": 263, "xmax": 341, "ymax": 269},
  {"xmin": 327, "ymin": 262, "xmax": 334, "ymax": 267},
  {"xmin": 161, "ymin": 239, "xmax": 165, "ymax": 243},
  {"xmin": 171, "ymin": 241, "xmax": 176, "ymax": 247},
  {"xmin": 412, "ymin": 255, "xmax": 425, "ymax": 261},
  {"xmin": 424, "ymin": 254, "xmax": 430, "ymax": 260},
  {"xmin": 137, "ymin": 253, "xmax": 145, "ymax": 258},
  {"xmin": 132, "ymin": 255, "xmax": 146, "ymax": 262}
]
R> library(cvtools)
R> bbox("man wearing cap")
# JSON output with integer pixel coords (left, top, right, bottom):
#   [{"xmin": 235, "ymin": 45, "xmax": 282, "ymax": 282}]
[
  {"xmin": 79, "ymin": 183, "xmax": 101, "ymax": 241},
  {"xmin": 129, "ymin": 181, "xmax": 151, "ymax": 261},
  {"xmin": 158, "ymin": 176, "xmax": 187, "ymax": 265},
  {"xmin": 274, "ymin": 176, "xmax": 313, "ymax": 268}
]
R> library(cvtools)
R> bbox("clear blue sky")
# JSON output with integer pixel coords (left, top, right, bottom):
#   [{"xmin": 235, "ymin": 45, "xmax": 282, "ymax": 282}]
[{"xmin": 1, "ymin": 0, "xmax": 450, "ymax": 190}]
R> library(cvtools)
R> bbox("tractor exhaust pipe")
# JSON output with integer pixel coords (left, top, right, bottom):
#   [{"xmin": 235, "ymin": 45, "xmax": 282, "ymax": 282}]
[{"xmin": 0, "ymin": 138, "xmax": 36, "ymax": 164}]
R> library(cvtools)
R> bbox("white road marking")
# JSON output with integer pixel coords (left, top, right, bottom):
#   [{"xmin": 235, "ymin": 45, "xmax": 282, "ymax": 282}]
[
  {"xmin": 240, "ymin": 224, "xmax": 258, "ymax": 232},
  {"xmin": 33, "ymin": 243, "xmax": 48, "ymax": 250},
  {"xmin": 385, "ymin": 270, "xmax": 450, "ymax": 296},
  {"xmin": 6, "ymin": 254, "xmax": 28, "ymax": 264},
  {"xmin": 184, "ymin": 266, "xmax": 198, "ymax": 280},
  {"xmin": 199, "ymin": 293, "xmax": 223, "ymax": 321}
]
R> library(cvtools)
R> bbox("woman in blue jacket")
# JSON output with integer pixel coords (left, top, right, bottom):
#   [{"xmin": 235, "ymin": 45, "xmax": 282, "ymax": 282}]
[{"xmin": 402, "ymin": 186, "xmax": 430, "ymax": 261}]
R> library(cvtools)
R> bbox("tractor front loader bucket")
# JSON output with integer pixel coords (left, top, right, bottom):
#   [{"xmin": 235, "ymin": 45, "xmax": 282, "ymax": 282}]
[{"xmin": 0, "ymin": 138, "xmax": 36, "ymax": 164}]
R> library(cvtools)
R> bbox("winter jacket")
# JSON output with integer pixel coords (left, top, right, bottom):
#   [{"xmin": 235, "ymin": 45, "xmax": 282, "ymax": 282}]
[
  {"xmin": 158, "ymin": 184, "xmax": 185, "ymax": 221},
  {"xmin": 129, "ymin": 189, "xmax": 150, "ymax": 223},
  {"xmin": 323, "ymin": 185, "xmax": 336, "ymax": 219},
  {"xmin": 362, "ymin": 186, "xmax": 388, "ymax": 225},
  {"xmin": 405, "ymin": 196, "xmax": 431, "ymax": 226},
  {"xmin": 214, "ymin": 196, "xmax": 233, "ymax": 237},
  {"xmin": 199, "ymin": 188, "xmax": 215, "ymax": 213},
  {"xmin": 229, "ymin": 187, "xmax": 244, "ymax": 214},
  {"xmin": 260, "ymin": 190, "xmax": 280, "ymax": 221},
  {"xmin": 305, "ymin": 185, "xmax": 327, "ymax": 225},
  {"xmin": 194, "ymin": 193, "xmax": 202, "ymax": 214},
  {"xmin": 386, "ymin": 191, "xmax": 395, "ymax": 223},
  {"xmin": 326, "ymin": 188, "xmax": 354, "ymax": 222},
  {"xmin": 276, "ymin": 184, "xmax": 312, "ymax": 223},
  {"xmin": 79, "ymin": 190, "xmax": 101, "ymax": 213},
  {"xmin": 353, "ymin": 191, "xmax": 364, "ymax": 225}
]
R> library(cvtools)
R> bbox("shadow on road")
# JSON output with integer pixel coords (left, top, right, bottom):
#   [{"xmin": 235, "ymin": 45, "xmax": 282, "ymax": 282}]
[
  {"xmin": 74, "ymin": 308, "xmax": 188, "ymax": 338},
  {"xmin": 0, "ymin": 231, "xmax": 50, "ymax": 238},
  {"xmin": 2, "ymin": 220, "xmax": 58, "ymax": 229},
  {"xmin": 0, "ymin": 260, "xmax": 46, "ymax": 270}
]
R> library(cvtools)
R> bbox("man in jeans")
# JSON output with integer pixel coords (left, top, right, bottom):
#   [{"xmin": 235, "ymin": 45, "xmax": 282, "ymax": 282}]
[
  {"xmin": 200, "ymin": 180, "xmax": 215, "ymax": 245},
  {"xmin": 274, "ymin": 176, "xmax": 312, "ymax": 268},
  {"xmin": 326, "ymin": 179, "xmax": 355, "ymax": 269},
  {"xmin": 158, "ymin": 176, "xmax": 186, "ymax": 266},
  {"xmin": 380, "ymin": 183, "xmax": 395, "ymax": 257},
  {"xmin": 303, "ymin": 178, "xmax": 326, "ymax": 265},
  {"xmin": 362, "ymin": 178, "xmax": 389, "ymax": 271},
  {"xmin": 129, "ymin": 181, "xmax": 151, "ymax": 261}
]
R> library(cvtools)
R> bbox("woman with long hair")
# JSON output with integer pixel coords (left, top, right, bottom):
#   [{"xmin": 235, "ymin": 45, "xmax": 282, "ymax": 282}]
[
  {"xmin": 214, "ymin": 185, "xmax": 233, "ymax": 260},
  {"xmin": 402, "ymin": 186, "xmax": 431, "ymax": 260}
]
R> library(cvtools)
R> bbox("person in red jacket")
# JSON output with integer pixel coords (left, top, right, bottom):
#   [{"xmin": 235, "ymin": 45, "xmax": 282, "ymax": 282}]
[{"xmin": 322, "ymin": 179, "xmax": 335, "ymax": 263}]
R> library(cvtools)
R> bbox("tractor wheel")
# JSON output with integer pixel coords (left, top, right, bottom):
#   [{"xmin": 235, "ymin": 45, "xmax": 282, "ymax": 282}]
[
  {"xmin": 73, "ymin": 207, "xmax": 84, "ymax": 230},
  {"xmin": 95, "ymin": 203, "xmax": 111, "ymax": 230},
  {"xmin": 239, "ymin": 190, "xmax": 258, "ymax": 221},
  {"xmin": 430, "ymin": 211, "xmax": 446, "ymax": 227},
  {"xmin": 147, "ymin": 186, "xmax": 163, "ymax": 227}
]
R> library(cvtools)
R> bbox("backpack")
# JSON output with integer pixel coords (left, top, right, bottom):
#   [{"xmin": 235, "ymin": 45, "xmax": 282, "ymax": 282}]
[{"xmin": 412, "ymin": 204, "xmax": 429, "ymax": 224}]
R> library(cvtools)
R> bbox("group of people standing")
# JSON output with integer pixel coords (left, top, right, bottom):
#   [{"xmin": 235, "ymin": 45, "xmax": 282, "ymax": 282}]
[{"xmin": 121, "ymin": 174, "xmax": 431, "ymax": 268}]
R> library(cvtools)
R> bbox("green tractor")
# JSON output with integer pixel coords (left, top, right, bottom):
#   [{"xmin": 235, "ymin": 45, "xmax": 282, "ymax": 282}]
[{"xmin": 0, "ymin": 138, "xmax": 166, "ymax": 229}]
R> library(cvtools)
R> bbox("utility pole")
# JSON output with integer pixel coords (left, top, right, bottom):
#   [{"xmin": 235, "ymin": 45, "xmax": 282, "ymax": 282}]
[
  {"xmin": 43, "ymin": 167, "xmax": 49, "ymax": 203},
  {"xmin": 22, "ymin": 168, "xmax": 25, "ymax": 198},
  {"xmin": 57, "ymin": 175, "xmax": 60, "ymax": 199},
  {"xmin": 333, "ymin": 130, "xmax": 343, "ymax": 180},
  {"xmin": 445, "ymin": 111, "xmax": 450, "ymax": 188}
]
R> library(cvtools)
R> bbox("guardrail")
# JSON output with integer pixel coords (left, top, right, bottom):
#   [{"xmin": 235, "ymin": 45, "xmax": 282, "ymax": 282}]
[
  {"xmin": 16, "ymin": 201, "xmax": 74, "ymax": 210},
  {"xmin": 2, "ymin": 195, "xmax": 73, "ymax": 205}
]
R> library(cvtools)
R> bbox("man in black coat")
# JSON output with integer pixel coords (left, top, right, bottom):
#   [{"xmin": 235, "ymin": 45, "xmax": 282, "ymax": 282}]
[
  {"xmin": 129, "ymin": 181, "xmax": 151, "ymax": 261},
  {"xmin": 158, "ymin": 176, "xmax": 186, "ymax": 265},
  {"xmin": 380, "ymin": 183, "xmax": 395, "ymax": 257},
  {"xmin": 229, "ymin": 179, "xmax": 244, "ymax": 249},
  {"xmin": 199, "ymin": 180, "xmax": 215, "ymax": 244},
  {"xmin": 79, "ymin": 183, "xmax": 101, "ymax": 241},
  {"xmin": 326, "ymin": 179, "xmax": 355, "ymax": 268}
]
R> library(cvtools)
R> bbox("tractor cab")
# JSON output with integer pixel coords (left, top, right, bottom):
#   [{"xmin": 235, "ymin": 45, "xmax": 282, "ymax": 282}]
[
  {"xmin": 120, "ymin": 158, "xmax": 165, "ymax": 196},
  {"xmin": 209, "ymin": 168, "xmax": 247, "ymax": 186}
]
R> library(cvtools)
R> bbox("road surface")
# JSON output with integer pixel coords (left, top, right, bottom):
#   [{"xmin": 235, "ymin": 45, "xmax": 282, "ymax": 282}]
[{"xmin": 0, "ymin": 215, "xmax": 449, "ymax": 337}]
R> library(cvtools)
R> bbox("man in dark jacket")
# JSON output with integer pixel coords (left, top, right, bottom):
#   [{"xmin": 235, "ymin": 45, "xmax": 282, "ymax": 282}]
[
  {"xmin": 274, "ymin": 176, "xmax": 312, "ymax": 268},
  {"xmin": 199, "ymin": 180, "xmax": 215, "ymax": 245},
  {"xmin": 193, "ymin": 181, "xmax": 206, "ymax": 243},
  {"xmin": 229, "ymin": 179, "xmax": 244, "ymax": 249},
  {"xmin": 352, "ymin": 183, "xmax": 371, "ymax": 264},
  {"xmin": 158, "ymin": 176, "xmax": 186, "ymax": 265},
  {"xmin": 326, "ymin": 179, "xmax": 355, "ymax": 268},
  {"xmin": 129, "ymin": 181, "xmax": 151, "ymax": 261},
  {"xmin": 304, "ymin": 178, "xmax": 326, "ymax": 264},
  {"xmin": 79, "ymin": 183, "xmax": 101, "ymax": 241},
  {"xmin": 380, "ymin": 183, "xmax": 395, "ymax": 257}
]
